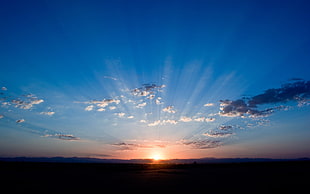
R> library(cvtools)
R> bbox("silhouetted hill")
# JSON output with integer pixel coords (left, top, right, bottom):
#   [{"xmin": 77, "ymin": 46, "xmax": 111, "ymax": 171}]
[{"xmin": 0, "ymin": 156, "xmax": 309, "ymax": 163}]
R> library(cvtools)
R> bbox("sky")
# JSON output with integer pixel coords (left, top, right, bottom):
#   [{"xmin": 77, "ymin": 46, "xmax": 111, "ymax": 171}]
[{"xmin": 1, "ymin": 0, "xmax": 310, "ymax": 160}]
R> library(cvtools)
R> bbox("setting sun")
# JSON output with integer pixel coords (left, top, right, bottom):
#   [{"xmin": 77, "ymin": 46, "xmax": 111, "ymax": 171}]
[
  {"xmin": 150, "ymin": 152, "xmax": 165, "ymax": 161},
  {"xmin": 153, "ymin": 155, "xmax": 161, "ymax": 161}
]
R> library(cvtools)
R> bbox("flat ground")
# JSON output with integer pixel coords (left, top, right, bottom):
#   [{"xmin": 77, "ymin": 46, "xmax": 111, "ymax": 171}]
[{"xmin": 1, "ymin": 161, "xmax": 309, "ymax": 193}]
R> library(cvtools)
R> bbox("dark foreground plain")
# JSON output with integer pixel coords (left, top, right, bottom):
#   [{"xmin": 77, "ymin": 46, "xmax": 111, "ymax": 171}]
[{"xmin": 1, "ymin": 161, "xmax": 309, "ymax": 193}]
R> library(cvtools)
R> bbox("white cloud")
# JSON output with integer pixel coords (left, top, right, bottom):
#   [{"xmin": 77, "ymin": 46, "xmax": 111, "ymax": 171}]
[
  {"xmin": 40, "ymin": 111, "xmax": 55, "ymax": 116},
  {"xmin": 109, "ymin": 106, "xmax": 117, "ymax": 110},
  {"xmin": 179, "ymin": 116, "xmax": 192, "ymax": 122},
  {"xmin": 204, "ymin": 103, "xmax": 214, "ymax": 107},
  {"xmin": 147, "ymin": 94, "xmax": 155, "ymax": 99},
  {"xmin": 0, "ymin": 115, "xmax": 3, "ymax": 119},
  {"xmin": 162, "ymin": 106, "xmax": 176, "ymax": 113},
  {"xmin": 89, "ymin": 99, "xmax": 120, "ymax": 108},
  {"xmin": 97, "ymin": 108, "xmax": 105, "ymax": 112},
  {"xmin": 140, "ymin": 120, "xmax": 147, "ymax": 123},
  {"xmin": 136, "ymin": 102, "xmax": 147, "ymax": 108},
  {"xmin": 85, "ymin": 105, "xmax": 94, "ymax": 111},
  {"xmin": 115, "ymin": 112, "xmax": 125, "ymax": 118},
  {"xmin": 194, "ymin": 117, "xmax": 205, "ymax": 122},
  {"xmin": 155, "ymin": 97, "xmax": 163, "ymax": 105},
  {"xmin": 1, "ymin": 87, "xmax": 7, "ymax": 91},
  {"xmin": 162, "ymin": 119, "xmax": 178, "ymax": 125},
  {"xmin": 31, "ymin": 99, "xmax": 44, "ymax": 105},
  {"xmin": 148, "ymin": 120, "xmax": 161, "ymax": 127},
  {"xmin": 147, "ymin": 119, "xmax": 178, "ymax": 127},
  {"xmin": 127, "ymin": 115, "xmax": 134, "ymax": 119}
]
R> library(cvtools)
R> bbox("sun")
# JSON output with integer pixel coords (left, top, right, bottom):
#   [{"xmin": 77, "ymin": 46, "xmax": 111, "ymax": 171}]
[
  {"xmin": 152, "ymin": 154, "xmax": 161, "ymax": 161},
  {"xmin": 151, "ymin": 152, "xmax": 165, "ymax": 161}
]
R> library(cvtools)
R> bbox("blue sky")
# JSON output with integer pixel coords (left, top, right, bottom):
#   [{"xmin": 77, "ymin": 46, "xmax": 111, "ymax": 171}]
[{"xmin": 1, "ymin": 0, "xmax": 310, "ymax": 159}]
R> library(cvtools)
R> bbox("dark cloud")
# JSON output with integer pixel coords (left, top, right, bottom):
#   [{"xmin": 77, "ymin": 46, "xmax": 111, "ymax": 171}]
[
  {"xmin": 44, "ymin": 134, "xmax": 80, "ymax": 141},
  {"xmin": 219, "ymin": 80, "xmax": 310, "ymax": 118},
  {"xmin": 218, "ymin": 125, "xmax": 233, "ymax": 131},
  {"xmin": 16, "ymin": 119, "xmax": 25, "ymax": 123},
  {"xmin": 57, "ymin": 134, "xmax": 80, "ymax": 141},
  {"xmin": 112, "ymin": 142, "xmax": 166, "ymax": 150},
  {"xmin": 112, "ymin": 142, "xmax": 152, "ymax": 150},
  {"xmin": 248, "ymin": 80, "xmax": 310, "ymax": 107},
  {"xmin": 131, "ymin": 83, "xmax": 165, "ymax": 97},
  {"xmin": 204, "ymin": 132, "xmax": 234, "ymax": 138},
  {"xmin": 182, "ymin": 139, "xmax": 222, "ymax": 149}
]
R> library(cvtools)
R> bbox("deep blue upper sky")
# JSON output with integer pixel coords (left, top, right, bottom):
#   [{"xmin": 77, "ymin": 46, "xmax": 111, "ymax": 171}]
[{"xmin": 1, "ymin": 0, "xmax": 310, "ymax": 159}]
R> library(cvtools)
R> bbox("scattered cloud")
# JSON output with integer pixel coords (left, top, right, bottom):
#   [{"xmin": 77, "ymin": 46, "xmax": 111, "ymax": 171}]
[
  {"xmin": 1, "ymin": 87, "xmax": 7, "ymax": 91},
  {"xmin": 127, "ymin": 115, "xmax": 134, "ymax": 119},
  {"xmin": 11, "ymin": 95, "xmax": 44, "ymax": 110},
  {"xmin": 40, "ymin": 111, "xmax": 55, "ymax": 116},
  {"xmin": 162, "ymin": 106, "xmax": 176, "ymax": 113},
  {"xmin": 79, "ymin": 98, "xmax": 121, "ymax": 111},
  {"xmin": 16, "ymin": 119, "xmax": 25, "ymax": 123},
  {"xmin": 0, "ymin": 115, "xmax": 3, "ymax": 119}
]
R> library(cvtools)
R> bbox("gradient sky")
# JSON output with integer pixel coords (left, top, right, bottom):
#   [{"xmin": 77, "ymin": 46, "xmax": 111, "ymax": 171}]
[{"xmin": 1, "ymin": 0, "xmax": 310, "ymax": 159}]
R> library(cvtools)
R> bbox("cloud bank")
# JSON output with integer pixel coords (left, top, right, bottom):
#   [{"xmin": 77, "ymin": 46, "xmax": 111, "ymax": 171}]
[{"xmin": 219, "ymin": 80, "xmax": 310, "ymax": 118}]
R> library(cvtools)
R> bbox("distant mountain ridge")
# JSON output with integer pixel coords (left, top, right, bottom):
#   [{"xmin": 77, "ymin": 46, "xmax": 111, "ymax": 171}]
[{"xmin": 0, "ymin": 157, "xmax": 309, "ymax": 164}]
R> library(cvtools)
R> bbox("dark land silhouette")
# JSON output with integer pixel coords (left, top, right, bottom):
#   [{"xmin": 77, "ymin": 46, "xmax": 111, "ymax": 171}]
[{"xmin": 1, "ymin": 158, "xmax": 309, "ymax": 193}]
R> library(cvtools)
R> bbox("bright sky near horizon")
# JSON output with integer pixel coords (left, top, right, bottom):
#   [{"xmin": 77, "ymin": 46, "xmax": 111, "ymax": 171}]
[{"xmin": 1, "ymin": 0, "xmax": 310, "ymax": 160}]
